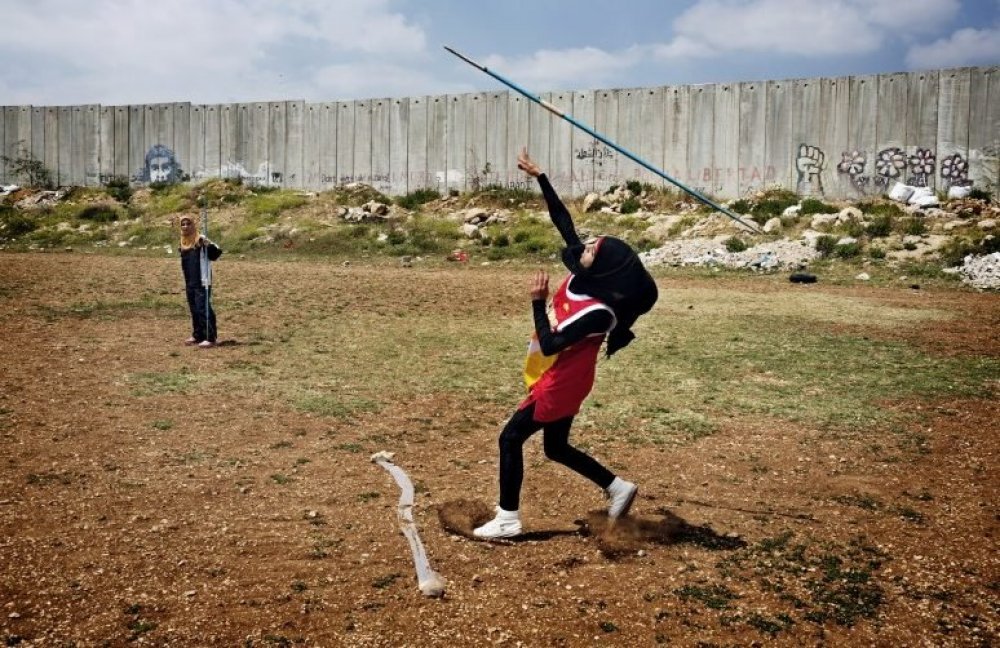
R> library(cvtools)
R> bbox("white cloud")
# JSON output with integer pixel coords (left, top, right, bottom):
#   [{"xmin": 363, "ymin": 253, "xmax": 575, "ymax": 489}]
[
  {"xmin": 312, "ymin": 61, "xmax": 464, "ymax": 100},
  {"xmin": 860, "ymin": 0, "xmax": 960, "ymax": 33},
  {"xmin": 0, "ymin": 0, "xmax": 428, "ymax": 104},
  {"xmin": 654, "ymin": 0, "xmax": 961, "ymax": 60},
  {"xmin": 905, "ymin": 26, "xmax": 1000, "ymax": 69},
  {"xmin": 480, "ymin": 47, "xmax": 641, "ymax": 91}
]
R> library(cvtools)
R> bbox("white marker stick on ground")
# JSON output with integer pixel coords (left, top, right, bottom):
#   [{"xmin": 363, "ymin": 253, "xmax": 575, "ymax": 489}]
[{"xmin": 371, "ymin": 451, "xmax": 446, "ymax": 598}]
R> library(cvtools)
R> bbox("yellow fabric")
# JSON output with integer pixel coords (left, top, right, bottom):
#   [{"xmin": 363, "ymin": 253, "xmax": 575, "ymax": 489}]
[{"xmin": 523, "ymin": 332, "xmax": 558, "ymax": 390}]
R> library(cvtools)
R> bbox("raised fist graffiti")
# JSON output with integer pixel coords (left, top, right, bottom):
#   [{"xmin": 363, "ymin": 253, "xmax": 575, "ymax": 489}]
[{"xmin": 796, "ymin": 143, "xmax": 826, "ymax": 196}]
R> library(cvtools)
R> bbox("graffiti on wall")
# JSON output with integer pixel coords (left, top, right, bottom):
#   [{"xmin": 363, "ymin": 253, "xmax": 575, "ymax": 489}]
[
  {"xmin": 908, "ymin": 148, "xmax": 935, "ymax": 187},
  {"xmin": 575, "ymin": 140, "xmax": 617, "ymax": 166},
  {"xmin": 220, "ymin": 161, "xmax": 283, "ymax": 186},
  {"xmin": 795, "ymin": 143, "xmax": 826, "ymax": 196},
  {"xmin": 134, "ymin": 144, "xmax": 187, "ymax": 184},
  {"xmin": 940, "ymin": 153, "xmax": 970, "ymax": 187},
  {"xmin": 836, "ymin": 145, "xmax": 972, "ymax": 195}
]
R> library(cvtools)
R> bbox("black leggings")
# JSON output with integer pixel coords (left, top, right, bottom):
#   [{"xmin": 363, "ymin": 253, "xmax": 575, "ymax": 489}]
[{"xmin": 498, "ymin": 402, "xmax": 615, "ymax": 511}]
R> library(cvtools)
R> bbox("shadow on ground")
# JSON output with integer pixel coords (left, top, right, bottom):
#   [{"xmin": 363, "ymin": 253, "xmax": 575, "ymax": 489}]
[{"xmin": 438, "ymin": 499, "xmax": 747, "ymax": 557}]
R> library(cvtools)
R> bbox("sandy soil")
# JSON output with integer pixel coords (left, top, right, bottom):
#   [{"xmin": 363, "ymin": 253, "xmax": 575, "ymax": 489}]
[{"xmin": 0, "ymin": 252, "xmax": 997, "ymax": 647}]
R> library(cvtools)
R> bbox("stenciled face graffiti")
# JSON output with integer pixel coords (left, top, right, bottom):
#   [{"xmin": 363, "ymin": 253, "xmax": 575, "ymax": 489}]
[{"xmin": 136, "ymin": 144, "xmax": 186, "ymax": 184}]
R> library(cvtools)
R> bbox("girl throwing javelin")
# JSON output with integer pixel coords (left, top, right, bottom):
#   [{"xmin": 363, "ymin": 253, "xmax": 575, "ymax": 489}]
[{"xmin": 474, "ymin": 149, "xmax": 659, "ymax": 539}]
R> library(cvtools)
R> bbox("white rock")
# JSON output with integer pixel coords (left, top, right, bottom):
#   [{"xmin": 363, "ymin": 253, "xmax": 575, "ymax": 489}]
[
  {"xmin": 763, "ymin": 217, "xmax": 782, "ymax": 233},
  {"xmin": 888, "ymin": 182, "xmax": 915, "ymax": 203},
  {"xmin": 947, "ymin": 184, "xmax": 972, "ymax": 199},
  {"xmin": 838, "ymin": 206, "xmax": 863, "ymax": 222},
  {"xmin": 810, "ymin": 213, "xmax": 838, "ymax": 229},
  {"xmin": 977, "ymin": 219, "xmax": 997, "ymax": 230},
  {"xmin": 856, "ymin": 272, "xmax": 870, "ymax": 281}
]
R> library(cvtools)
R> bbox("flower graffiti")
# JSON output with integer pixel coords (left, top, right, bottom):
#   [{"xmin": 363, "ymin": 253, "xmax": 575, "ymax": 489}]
[
  {"xmin": 874, "ymin": 147, "xmax": 907, "ymax": 186},
  {"xmin": 836, "ymin": 150, "xmax": 872, "ymax": 193},
  {"xmin": 940, "ymin": 152, "xmax": 970, "ymax": 187},
  {"xmin": 907, "ymin": 148, "xmax": 935, "ymax": 187},
  {"xmin": 837, "ymin": 150, "xmax": 865, "ymax": 177}
]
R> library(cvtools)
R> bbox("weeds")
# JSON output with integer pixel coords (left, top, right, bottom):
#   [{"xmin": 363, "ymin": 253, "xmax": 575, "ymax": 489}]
[{"xmin": 395, "ymin": 188, "xmax": 440, "ymax": 210}]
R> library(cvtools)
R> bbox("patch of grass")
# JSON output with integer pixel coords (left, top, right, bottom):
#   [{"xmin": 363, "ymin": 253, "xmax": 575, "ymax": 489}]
[
  {"xmin": 372, "ymin": 572, "xmax": 401, "ymax": 589},
  {"xmin": 833, "ymin": 494, "xmax": 881, "ymax": 511},
  {"xmin": 130, "ymin": 368, "xmax": 196, "ymax": 396},
  {"xmin": 799, "ymin": 198, "xmax": 837, "ymax": 216},
  {"xmin": 724, "ymin": 237, "xmax": 748, "ymax": 253},
  {"xmin": 145, "ymin": 184, "xmax": 192, "ymax": 217},
  {"xmin": 294, "ymin": 393, "xmax": 379, "ymax": 419},
  {"xmin": 746, "ymin": 612, "xmax": 794, "ymax": 636},
  {"xmin": 865, "ymin": 214, "xmax": 893, "ymax": 238},
  {"xmin": 77, "ymin": 204, "xmax": 121, "ymax": 222},
  {"xmin": 151, "ymin": 419, "xmax": 173, "ymax": 431},
  {"xmin": 245, "ymin": 190, "xmax": 308, "ymax": 218},
  {"xmin": 968, "ymin": 188, "xmax": 993, "ymax": 203},
  {"xmin": 26, "ymin": 471, "xmax": 73, "ymax": 486},
  {"xmin": 477, "ymin": 184, "xmax": 539, "ymax": 208},
  {"xmin": 357, "ymin": 491, "xmax": 380, "ymax": 502},
  {"xmin": 394, "ymin": 188, "xmax": 440, "ymax": 210},
  {"xmin": 893, "ymin": 506, "xmax": 925, "ymax": 523},
  {"xmin": 594, "ymin": 288, "xmax": 997, "ymax": 434},
  {"xmin": 1, "ymin": 209, "xmax": 38, "ymax": 237},
  {"xmin": 335, "ymin": 443, "xmax": 363, "ymax": 454},
  {"xmin": 749, "ymin": 190, "xmax": 799, "ymax": 224},
  {"xmin": 857, "ymin": 201, "xmax": 904, "ymax": 218},
  {"xmin": 619, "ymin": 197, "xmax": 641, "ymax": 214},
  {"xmin": 674, "ymin": 584, "xmax": 741, "ymax": 609},
  {"xmin": 834, "ymin": 241, "xmax": 862, "ymax": 258},
  {"xmin": 271, "ymin": 473, "xmax": 292, "ymax": 485},
  {"xmin": 868, "ymin": 245, "xmax": 887, "ymax": 259},
  {"xmin": 719, "ymin": 533, "xmax": 887, "ymax": 628},
  {"xmin": 815, "ymin": 235, "xmax": 837, "ymax": 257},
  {"xmin": 644, "ymin": 409, "xmax": 718, "ymax": 443},
  {"xmin": 898, "ymin": 218, "xmax": 927, "ymax": 236},
  {"xmin": 37, "ymin": 294, "xmax": 176, "ymax": 321}
]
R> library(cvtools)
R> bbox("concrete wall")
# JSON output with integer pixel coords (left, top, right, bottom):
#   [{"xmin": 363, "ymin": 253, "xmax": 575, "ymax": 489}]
[{"xmin": 2, "ymin": 66, "xmax": 997, "ymax": 200}]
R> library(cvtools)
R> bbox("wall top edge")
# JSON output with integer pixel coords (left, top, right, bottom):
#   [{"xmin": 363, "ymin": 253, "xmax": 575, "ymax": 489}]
[{"xmin": 3, "ymin": 65, "xmax": 996, "ymax": 111}]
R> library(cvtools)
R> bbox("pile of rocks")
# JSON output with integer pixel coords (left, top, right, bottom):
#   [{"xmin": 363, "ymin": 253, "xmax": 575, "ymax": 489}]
[
  {"xmin": 947, "ymin": 252, "xmax": 1000, "ymax": 290},
  {"xmin": 640, "ymin": 237, "xmax": 820, "ymax": 271},
  {"xmin": 457, "ymin": 207, "xmax": 509, "ymax": 239}
]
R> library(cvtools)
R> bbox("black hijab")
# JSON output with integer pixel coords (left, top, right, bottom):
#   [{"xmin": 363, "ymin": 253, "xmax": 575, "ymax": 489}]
[{"xmin": 562, "ymin": 236, "xmax": 658, "ymax": 356}]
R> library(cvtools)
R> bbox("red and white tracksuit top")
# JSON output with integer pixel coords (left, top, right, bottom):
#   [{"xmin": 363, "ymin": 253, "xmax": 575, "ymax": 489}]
[{"xmin": 520, "ymin": 275, "xmax": 617, "ymax": 422}]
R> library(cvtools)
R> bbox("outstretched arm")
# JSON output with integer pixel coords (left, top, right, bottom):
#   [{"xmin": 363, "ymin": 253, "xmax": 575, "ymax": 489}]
[{"xmin": 518, "ymin": 148, "xmax": 582, "ymax": 247}]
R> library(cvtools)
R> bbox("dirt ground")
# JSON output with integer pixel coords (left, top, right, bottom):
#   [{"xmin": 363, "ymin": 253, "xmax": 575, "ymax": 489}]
[{"xmin": 0, "ymin": 252, "xmax": 997, "ymax": 647}]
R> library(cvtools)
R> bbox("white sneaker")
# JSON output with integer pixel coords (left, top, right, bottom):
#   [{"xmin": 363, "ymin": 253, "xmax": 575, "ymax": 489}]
[
  {"xmin": 473, "ymin": 506, "xmax": 522, "ymax": 539},
  {"xmin": 606, "ymin": 477, "xmax": 638, "ymax": 519}
]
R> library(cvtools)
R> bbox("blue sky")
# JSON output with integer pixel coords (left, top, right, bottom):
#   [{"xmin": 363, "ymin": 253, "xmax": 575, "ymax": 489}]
[{"xmin": 1, "ymin": 0, "xmax": 998, "ymax": 106}]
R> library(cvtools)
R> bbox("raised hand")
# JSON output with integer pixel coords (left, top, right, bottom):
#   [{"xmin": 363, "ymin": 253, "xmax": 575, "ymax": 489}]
[
  {"xmin": 530, "ymin": 269, "xmax": 549, "ymax": 301},
  {"xmin": 518, "ymin": 147, "xmax": 541, "ymax": 177}
]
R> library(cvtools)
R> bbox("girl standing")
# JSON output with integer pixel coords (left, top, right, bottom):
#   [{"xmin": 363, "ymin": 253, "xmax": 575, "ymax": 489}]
[{"xmin": 178, "ymin": 214, "xmax": 222, "ymax": 348}]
